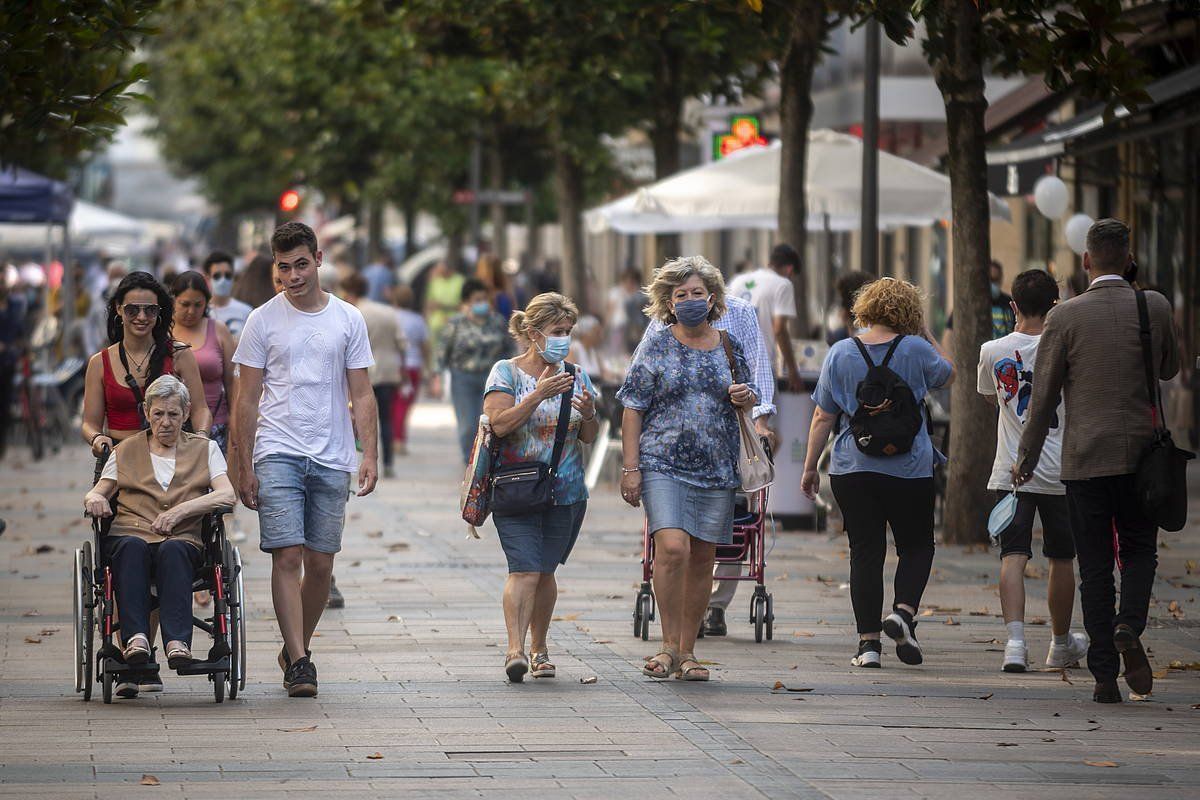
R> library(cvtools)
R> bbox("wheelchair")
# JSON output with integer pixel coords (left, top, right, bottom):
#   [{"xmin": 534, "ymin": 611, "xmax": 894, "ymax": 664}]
[{"xmin": 72, "ymin": 447, "xmax": 246, "ymax": 703}]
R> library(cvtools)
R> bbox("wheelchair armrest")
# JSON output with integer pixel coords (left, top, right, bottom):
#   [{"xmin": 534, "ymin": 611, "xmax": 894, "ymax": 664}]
[{"xmin": 212, "ymin": 504, "xmax": 235, "ymax": 516}]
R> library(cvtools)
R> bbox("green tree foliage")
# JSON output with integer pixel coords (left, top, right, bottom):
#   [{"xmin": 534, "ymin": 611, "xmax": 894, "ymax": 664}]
[
  {"xmin": 0, "ymin": 0, "xmax": 159, "ymax": 176},
  {"xmin": 863, "ymin": 0, "xmax": 1150, "ymax": 543}
]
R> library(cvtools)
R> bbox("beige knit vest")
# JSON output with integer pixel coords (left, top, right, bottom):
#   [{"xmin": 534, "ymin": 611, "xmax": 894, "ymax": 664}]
[{"xmin": 110, "ymin": 431, "xmax": 210, "ymax": 549}]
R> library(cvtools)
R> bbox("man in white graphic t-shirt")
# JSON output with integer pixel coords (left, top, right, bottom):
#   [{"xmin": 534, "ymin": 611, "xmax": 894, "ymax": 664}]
[
  {"xmin": 977, "ymin": 269, "xmax": 1087, "ymax": 675},
  {"xmin": 232, "ymin": 222, "xmax": 377, "ymax": 698},
  {"xmin": 727, "ymin": 243, "xmax": 802, "ymax": 392}
]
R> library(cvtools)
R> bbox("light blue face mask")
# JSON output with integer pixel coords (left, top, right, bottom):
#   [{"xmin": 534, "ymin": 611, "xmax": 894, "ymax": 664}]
[
  {"xmin": 211, "ymin": 276, "xmax": 233, "ymax": 298},
  {"xmin": 537, "ymin": 333, "xmax": 571, "ymax": 364},
  {"xmin": 470, "ymin": 301, "xmax": 491, "ymax": 316}
]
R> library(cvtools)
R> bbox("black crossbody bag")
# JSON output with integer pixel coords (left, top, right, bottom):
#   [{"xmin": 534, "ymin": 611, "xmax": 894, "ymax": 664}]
[
  {"xmin": 1133, "ymin": 290, "xmax": 1193, "ymax": 532},
  {"xmin": 489, "ymin": 362, "xmax": 576, "ymax": 516}
]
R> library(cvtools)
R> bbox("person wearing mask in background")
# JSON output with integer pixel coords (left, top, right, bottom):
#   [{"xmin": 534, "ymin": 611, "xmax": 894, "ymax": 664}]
[
  {"xmin": 477, "ymin": 254, "xmax": 516, "ymax": 319},
  {"xmin": 362, "ymin": 252, "xmax": 396, "ymax": 304},
  {"xmin": 642, "ymin": 279, "xmax": 777, "ymax": 637},
  {"xmin": 728, "ymin": 244, "xmax": 804, "ymax": 393},
  {"xmin": 483, "ymin": 293, "xmax": 599, "ymax": 682},
  {"xmin": 233, "ymin": 253, "xmax": 279, "ymax": 310},
  {"xmin": 424, "ymin": 260, "xmax": 464, "ymax": 357},
  {"xmin": 340, "ymin": 273, "xmax": 406, "ymax": 479},
  {"xmin": 942, "ymin": 260, "xmax": 1016, "ymax": 360},
  {"xmin": 606, "ymin": 267, "xmax": 641, "ymax": 356},
  {"xmin": 826, "ymin": 271, "xmax": 873, "ymax": 345},
  {"xmin": 1015, "ymin": 219, "xmax": 1179, "ymax": 704},
  {"xmin": 203, "ymin": 252, "xmax": 253, "ymax": 339},
  {"xmin": 618, "ymin": 257, "xmax": 758, "ymax": 682},
  {"xmin": 435, "ymin": 279, "xmax": 511, "ymax": 462},
  {"xmin": 801, "ymin": 277, "xmax": 954, "ymax": 669},
  {"xmin": 978, "ymin": 269, "xmax": 1088, "ymax": 674},
  {"xmin": 392, "ymin": 285, "xmax": 429, "ymax": 456}
]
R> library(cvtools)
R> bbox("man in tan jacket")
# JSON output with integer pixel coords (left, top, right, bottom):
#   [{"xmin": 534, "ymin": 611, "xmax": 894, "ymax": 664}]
[{"xmin": 1015, "ymin": 218, "xmax": 1178, "ymax": 704}]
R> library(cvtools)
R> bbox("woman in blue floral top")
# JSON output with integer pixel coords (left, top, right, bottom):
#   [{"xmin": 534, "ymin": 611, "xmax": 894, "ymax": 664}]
[
  {"xmin": 617, "ymin": 257, "xmax": 757, "ymax": 682},
  {"xmin": 483, "ymin": 293, "xmax": 600, "ymax": 683}
]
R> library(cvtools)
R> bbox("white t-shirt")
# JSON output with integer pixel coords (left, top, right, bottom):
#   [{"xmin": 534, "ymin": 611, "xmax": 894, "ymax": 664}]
[
  {"xmin": 211, "ymin": 298, "xmax": 254, "ymax": 339},
  {"xmin": 233, "ymin": 293, "xmax": 374, "ymax": 473},
  {"xmin": 101, "ymin": 439, "xmax": 228, "ymax": 490},
  {"xmin": 977, "ymin": 331, "xmax": 1066, "ymax": 495},
  {"xmin": 726, "ymin": 268, "xmax": 796, "ymax": 374}
]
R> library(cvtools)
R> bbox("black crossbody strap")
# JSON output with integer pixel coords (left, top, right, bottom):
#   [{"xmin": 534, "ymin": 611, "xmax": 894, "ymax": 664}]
[
  {"xmin": 852, "ymin": 336, "xmax": 875, "ymax": 367},
  {"xmin": 881, "ymin": 334, "xmax": 905, "ymax": 367},
  {"xmin": 117, "ymin": 342, "xmax": 150, "ymax": 429},
  {"xmin": 1135, "ymin": 290, "xmax": 1166, "ymax": 431},
  {"xmin": 547, "ymin": 362, "xmax": 576, "ymax": 473}
]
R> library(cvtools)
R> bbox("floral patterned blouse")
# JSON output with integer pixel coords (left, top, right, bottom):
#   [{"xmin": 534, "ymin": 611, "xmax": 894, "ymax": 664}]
[
  {"xmin": 617, "ymin": 327, "xmax": 756, "ymax": 490},
  {"xmin": 437, "ymin": 312, "xmax": 511, "ymax": 373},
  {"xmin": 485, "ymin": 359, "xmax": 598, "ymax": 506}
]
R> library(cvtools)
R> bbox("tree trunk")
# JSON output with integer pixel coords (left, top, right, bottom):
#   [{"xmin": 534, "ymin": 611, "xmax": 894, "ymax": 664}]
[
  {"xmin": 488, "ymin": 129, "xmax": 508, "ymax": 261},
  {"xmin": 367, "ymin": 200, "xmax": 385, "ymax": 263},
  {"xmin": 776, "ymin": 2, "xmax": 825, "ymax": 335},
  {"xmin": 446, "ymin": 228, "xmax": 464, "ymax": 272},
  {"xmin": 652, "ymin": 44, "xmax": 683, "ymax": 265},
  {"xmin": 402, "ymin": 198, "xmax": 418, "ymax": 260},
  {"xmin": 932, "ymin": 0, "xmax": 995, "ymax": 545},
  {"xmin": 554, "ymin": 145, "xmax": 588, "ymax": 312}
]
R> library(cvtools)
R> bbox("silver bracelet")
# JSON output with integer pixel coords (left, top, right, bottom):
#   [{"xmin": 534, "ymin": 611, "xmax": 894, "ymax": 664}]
[{"xmin": 621, "ymin": 465, "xmax": 640, "ymax": 474}]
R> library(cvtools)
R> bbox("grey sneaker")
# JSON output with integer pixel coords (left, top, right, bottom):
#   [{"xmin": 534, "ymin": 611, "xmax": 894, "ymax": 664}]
[{"xmin": 1045, "ymin": 632, "xmax": 1088, "ymax": 669}]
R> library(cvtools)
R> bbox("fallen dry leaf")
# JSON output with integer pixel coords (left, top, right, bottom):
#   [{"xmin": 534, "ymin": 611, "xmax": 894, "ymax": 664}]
[
  {"xmin": 140, "ymin": 774, "xmax": 160, "ymax": 785},
  {"xmin": 772, "ymin": 681, "xmax": 813, "ymax": 692},
  {"xmin": 792, "ymin": 631, "xmax": 815, "ymax": 638},
  {"xmin": 279, "ymin": 725, "xmax": 318, "ymax": 733},
  {"xmin": 387, "ymin": 542, "xmax": 410, "ymax": 552},
  {"xmin": 579, "ymin": 676, "xmax": 598, "ymax": 684},
  {"xmin": 384, "ymin": 577, "xmax": 413, "ymax": 582},
  {"xmin": 35, "ymin": 544, "xmax": 54, "ymax": 554},
  {"xmin": 366, "ymin": 752, "xmax": 384, "ymax": 760},
  {"xmin": 729, "ymin": 758, "xmax": 745, "ymax": 765},
  {"xmin": 386, "ymin": 615, "xmax": 402, "ymax": 622},
  {"xmin": 1168, "ymin": 660, "xmax": 1200, "ymax": 671},
  {"xmin": 38, "ymin": 628, "xmax": 58, "ymax": 636},
  {"xmin": 1185, "ymin": 559, "xmax": 1197, "ymax": 574},
  {"xmin": 592, "ymin": 639, "xmax": 613, "ymax": 644},
  {"xmin": 979, "ymin": 693, "xmax": 994, "ymax": 700},
  {"xmin": 552, "ymin": 613, "xmax": 580, "ymax": 621},
  {"xmin": 1084, "ymin": 761, "xmax": 1118, "ymax": 768},
  {"xmin": 366, "ymin": 530, "xmax": 383, "ymax": 538},
  {"xmin": 21, "ymin": 610, "xmax": 39, "ymax": 617},
  {"xmin": 1152, "ymin": 669, "xmax": 1169, "ymax": 679},
  {"xmin": 920, "ymin": 609, "xmax": 934, "ymax": 617},
  {"xmin": 997, "ymin": 742, "xmax": 1019, "ymax": 747},
  {"xmin": 1029, "ymin": 617, "xmax": 1047, "ymax": 625},
  {"xmin": 23, "ymin": 636, "xmax": 41, "ymax": 644},
  {"xmin": 944, "ymin": 616, "xmax": 960, "ymax": 626}
]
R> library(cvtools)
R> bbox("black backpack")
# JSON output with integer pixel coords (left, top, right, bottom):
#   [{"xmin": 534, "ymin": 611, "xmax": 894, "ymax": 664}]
[{"xmin": 848, "ymin": 336, "xmax": 924, "ymax": 457}]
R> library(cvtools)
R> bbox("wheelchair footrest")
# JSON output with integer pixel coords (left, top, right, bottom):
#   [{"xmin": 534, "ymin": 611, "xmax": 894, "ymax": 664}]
[
  {"xmin": 102, "ymin": 658, "xmax": 160, "ymax": 677},
  {"xmin": 175, "ymin": 656, "xmax": 230, "ymax": 676}
]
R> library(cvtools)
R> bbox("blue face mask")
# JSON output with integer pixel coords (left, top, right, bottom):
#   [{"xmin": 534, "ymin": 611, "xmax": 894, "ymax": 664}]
[
  {"xmin": 537, "ymin": 333, "xmax": 571, "ymax": 364},
  {"xmin": 470, "ymin": 301, "xmax": 491, "ymax": 316},
  {"xmin": 674, "ymin": 297, "xmax": 710, "ymax": 327}
]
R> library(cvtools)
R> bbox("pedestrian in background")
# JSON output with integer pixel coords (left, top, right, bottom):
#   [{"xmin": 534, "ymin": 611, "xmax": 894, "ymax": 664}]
[
  {"xmin": 825, "ymin": 270, "xmax": 872, "ymax": 345},
  {"xmin": 435, "ymin": 278, "xmax": 511, "ymax": 462},
  {"xmin": 171, "ymin": 272, "xmax": 235, "ymax": 453},
  {"xmin": 476, "ymin": 254, "xmax": 516, "ymax": 319},
  {"xmin": 1015, "ymin": 218, "xmax": 1179, "ymax": 704},
  {"xmin": 424, "ymin": 260, "xmax": 464, "ymax": 351},
  {"xmin": 0, "ymin": 281, "xmax": 28, "ymax": 459},
  {"xmin": 233, "ymin": 253, "xmax": 278, "ymax": 310},
  {"xmin": 340, "ymin": 272, "xmax": 406, "ymax": 479},
  {"xmin": 618, "ymin": 256, "xmax": 757, "ymax": 682},
  {"xmin": 203, "ymin": 252, "xmax": 253, "ymax": 338},
  {"xmin": 362, "ymin": 252, "xmax": 396, "ymax": 304},
  {"xmin": 483, "ymin": 292, "xmax": 599, "ymax": 682},
  {"xmin": 978, "ymin": 269, "xmax": 1087, "ymax": 673},
  {"xmin": 392, "ymin": 285, "xmax": 429, "ymax": 456},
  {"xmin": 727, "ymin": 243, "xmax": 803, "ymax": 392},
  {"xmin": 801, "ymin": 277, "xmax": 954, "ymax": 669}
]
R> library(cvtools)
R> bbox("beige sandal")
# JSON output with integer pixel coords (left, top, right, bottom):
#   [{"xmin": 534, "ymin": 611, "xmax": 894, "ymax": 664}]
[
  {"xmin": 122, "ymin": 634, "xmax": 151, "ymax": 665},
  {"xmin": 642, "ymin": 648, "xmax": 677, "ymax": 679},
  {"xmin": 530, "ymin": 652, "xmax": 556, "ymax": 678},
  {"xmin": 676, "ymin": 654, "xmax": 710, "ymax": 681},
  {"xmin": 505, "ymin": 651, "xmax": 529, "ymax": 683}
]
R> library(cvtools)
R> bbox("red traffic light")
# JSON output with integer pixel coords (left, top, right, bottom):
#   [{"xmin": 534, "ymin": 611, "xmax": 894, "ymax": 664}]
[{"xmin": 279, "ymin": 189, "xmax": 301, "ymax": 213}]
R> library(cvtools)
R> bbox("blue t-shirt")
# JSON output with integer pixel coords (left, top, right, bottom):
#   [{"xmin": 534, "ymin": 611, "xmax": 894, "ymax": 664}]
[
  {"xmin": 484, "ymin": 359, "xmax": 598, "ymax": 506},
  {"xmin": 813, "ymin": 335, "xmax": 952, "ymax": 479},
  {"xmin": 616, "ymin": 328, "xmax": 756, "ymax": 490}
]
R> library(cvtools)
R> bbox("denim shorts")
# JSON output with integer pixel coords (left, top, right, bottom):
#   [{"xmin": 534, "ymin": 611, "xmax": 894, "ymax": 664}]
[
  {"xmin": 255, "ymin": 454, "xmax": 352, "ymax": 554},
  {"xmin": 493, "ymin": 501, "xmax": 587, "ymax": 574},
  {"xmin": 641, "ymin": 471, "xmax": 734, "ymax": 545}
]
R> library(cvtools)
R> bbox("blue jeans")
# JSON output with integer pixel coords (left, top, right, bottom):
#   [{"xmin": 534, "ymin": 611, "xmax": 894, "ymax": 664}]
[
  {"xmin": 106, "ymin": 536, "xmax": 201, "ymax": 646},
  {"xmin": 450, "ymin": 369, "xmax": 489, "ymax": 463},
  {"xmin": 254, "ymin": 454, "xmax": 352, "ymax": 554}
]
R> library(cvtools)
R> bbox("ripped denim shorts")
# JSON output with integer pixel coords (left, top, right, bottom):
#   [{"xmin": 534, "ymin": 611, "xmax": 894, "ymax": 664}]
[{"xmin": 254, "ymin": 454, "xmax": 352, "ymax": 554}]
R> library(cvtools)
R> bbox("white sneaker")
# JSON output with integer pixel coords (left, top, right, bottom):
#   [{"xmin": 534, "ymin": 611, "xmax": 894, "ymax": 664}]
[
  {"xmin": 1046, "ymin": 632, "xmax": 1089, "ymax": 668},
  {"xmin": 1002, "ymin": 640, "xmax": 1028, "ymax": 673}
]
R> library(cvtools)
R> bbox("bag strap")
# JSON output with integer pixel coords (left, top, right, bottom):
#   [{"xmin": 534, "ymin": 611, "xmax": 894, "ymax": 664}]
[
  {"xmin": 547, "ymin": 362, "xmax": 576, "ymax": 473},
  {"xmin": 881, "ymin": 335, "xmax": 905, "ymax": 368},
  {"xmin": 117, "ymin": 341, "xmax": 150, "ymax": 430},
  {"xmin": 852, "ymin": 336, "xmax": 875, "ymax": 367},
  {"xmin": 1135, "ymin": 290, "xmax": 1166, "ymax": 431}
]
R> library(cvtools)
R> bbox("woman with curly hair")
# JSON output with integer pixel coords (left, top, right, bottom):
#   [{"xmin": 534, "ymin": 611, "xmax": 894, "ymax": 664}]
[
  {"xmin": 800, "ymin": 277, "xmax": 954, "ymax": 669},
  {"xmin": 617, "ymin": 256, "xmax": 757, "ymax": 682}
]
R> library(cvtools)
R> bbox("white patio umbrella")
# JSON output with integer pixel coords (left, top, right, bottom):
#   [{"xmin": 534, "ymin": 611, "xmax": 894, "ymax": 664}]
[{"xmin": 585, "ymin": 129, "xmax": 1012, "ymax": 234}]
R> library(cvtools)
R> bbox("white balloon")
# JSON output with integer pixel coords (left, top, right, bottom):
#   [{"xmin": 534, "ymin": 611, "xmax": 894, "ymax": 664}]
[
  {"xmin": 1065, "ymin": 213, "xmax": 1093, "ymax": 255},
  {"xmin": 1033, "ymin": 175, "xmax": 1069, "ymax": 219}
]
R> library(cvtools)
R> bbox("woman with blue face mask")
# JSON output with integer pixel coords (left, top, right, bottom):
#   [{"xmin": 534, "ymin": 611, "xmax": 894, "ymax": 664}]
[
  {"xmin": 616, "ymin": 257, "xmax": 757, "ymax": 682},
  {"xmin": 483, "ymin": 292, "xmax": 600, "ymax": 682},
  {"xmin": 436, "ymin": 278, "xmax": 513, "ymax": 462}
]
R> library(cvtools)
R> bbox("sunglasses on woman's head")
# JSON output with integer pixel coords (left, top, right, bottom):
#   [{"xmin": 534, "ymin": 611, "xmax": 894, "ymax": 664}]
[{"xmin": 122, "ymin": 303, "xmax": 160, "ymax": 319}]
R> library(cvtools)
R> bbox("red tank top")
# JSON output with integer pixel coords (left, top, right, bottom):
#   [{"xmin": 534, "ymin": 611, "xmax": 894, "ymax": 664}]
[{"xmin": 100, "ymin": 346, "xmax": 176, "ymax": 430}]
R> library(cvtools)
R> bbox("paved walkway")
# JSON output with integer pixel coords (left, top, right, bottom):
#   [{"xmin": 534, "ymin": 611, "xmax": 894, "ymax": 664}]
[{"xmin": 1, "ymin": 404, "xmax": 1199, "ymax": 799}]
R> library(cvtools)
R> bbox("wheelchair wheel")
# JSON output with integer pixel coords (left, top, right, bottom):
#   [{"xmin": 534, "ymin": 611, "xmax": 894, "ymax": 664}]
[
  {"xmin": 213, "ymin": 672, "xmax": 225, "ymax": 704},
  {"xmin": 102, "ymin": 668, "xmax": 113, "ymax": 704},
  {"xmin": 225, "ymin": 543, "xmax": 245, "ymax": 699},
  {"xmin": 73, "ymin": 544, "xmax": 95, "ymax": 699}
]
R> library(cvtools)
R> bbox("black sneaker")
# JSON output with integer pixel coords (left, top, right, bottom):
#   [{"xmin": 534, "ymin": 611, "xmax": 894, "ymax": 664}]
[
  {"xmin": 138, "ymin": 673, "xmax": 163, "ymax": 693},
  {"xmin": 278, "ymin": 647, "xmax": 313, "ymax": 686},
  {"xmin": 703, "ymin": 607, "xmax": 727, "ymax": 637},
  {"xmin": 851, "ymin": 638, "xmax": 882, "ymax": 668},
  {"xmin": 115, "ymin": 679, "xmax": 139, "ymax": 698},
  {"xmin": 284, "ymin": 656, "xmax": 318, "ymax": 697},
  {"xmin": 882, "ymin": 608, "xmax": 923, "ymax": 665},
  {"xmin": 326, "ymin": 576, "xmax": 345, "ymax": 609}
]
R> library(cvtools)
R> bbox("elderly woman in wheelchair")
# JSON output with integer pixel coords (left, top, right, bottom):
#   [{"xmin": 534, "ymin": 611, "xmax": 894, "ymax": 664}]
[{"xmin": 83, "ymin": 375, "xmax": 235, "ymax": 689}]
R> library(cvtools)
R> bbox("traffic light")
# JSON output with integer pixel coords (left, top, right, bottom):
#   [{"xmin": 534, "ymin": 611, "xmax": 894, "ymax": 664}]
[{"xmin": 279, "ymin": 189, "xmax": 301, "ymax": 214}]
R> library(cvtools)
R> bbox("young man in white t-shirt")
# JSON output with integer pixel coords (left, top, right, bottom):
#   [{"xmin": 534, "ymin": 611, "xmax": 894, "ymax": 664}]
[
  {"xmin": 726, "ymin": 243, "xmax": 802, "ymax": 392},
  {"xmin": 977, "ymin": 269, "xmax": 1087, "ymax": 674},
  {"xmin": 232, "ymin": 222, "xmax": 378, "ymax": 698}
]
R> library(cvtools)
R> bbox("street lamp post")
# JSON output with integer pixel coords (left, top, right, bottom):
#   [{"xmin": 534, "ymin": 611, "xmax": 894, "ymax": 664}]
[{"xmin": 860, "ymin": 19, "xmax": 881, "ymax": 276}]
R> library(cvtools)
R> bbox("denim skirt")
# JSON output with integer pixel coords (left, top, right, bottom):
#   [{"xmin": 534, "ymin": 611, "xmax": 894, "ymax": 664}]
[
  {"xmin": 641, "ymin": 471, "xmax": 734, "ymax": 545},
  {"xmin": 493, "ymin": 500, "xmax": 587, "ymax": 574}
]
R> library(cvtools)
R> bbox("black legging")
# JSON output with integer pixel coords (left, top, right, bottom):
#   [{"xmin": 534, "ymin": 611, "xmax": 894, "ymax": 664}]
[{"xmin": 830, "ymin": 472, "xmax": 936, "ymax": 635}]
